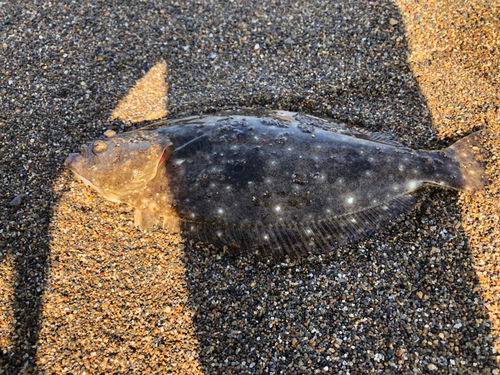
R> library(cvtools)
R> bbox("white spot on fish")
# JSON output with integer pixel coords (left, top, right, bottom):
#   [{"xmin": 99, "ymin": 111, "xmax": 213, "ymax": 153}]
[
  {"xmin": 275, "ymin": 206, "xmax": 281, "ymax": 212},
  {"xmin": 226, "ymin": 185, "xmax": 231, "ymax": 190},
  {"xmin": 266, "ymin": 179, "xmax": 271, "ymax": 184},
  {"xmin": 263, "ymin": 234, "xmax": 269, "ymax": 240},
  {"xmin": 407, "ymin": 180, "xmax": 418, "ymax": 190},
  {"xmin": 347, "ymin": 197, "xmax": 354, "ymax": 204},
  {"xmin": 218, "ymin": 208, "xmax": 224, "ymax": 214},
  {"xmin": 248, "ymin": 181, "xmax": 253, "ymax": 185},
  {"xmin": 287, "ymin": 148, "xmax": 292, "ymax": 151}
]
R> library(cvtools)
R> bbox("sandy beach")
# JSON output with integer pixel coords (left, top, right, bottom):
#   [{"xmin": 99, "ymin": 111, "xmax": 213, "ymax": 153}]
[{"xmin": 1, "ymin": 0, "xmax": 499, "ymax": 373}]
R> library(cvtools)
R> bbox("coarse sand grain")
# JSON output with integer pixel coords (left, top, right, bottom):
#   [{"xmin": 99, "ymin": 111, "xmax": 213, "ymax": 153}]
[{"xmin": 1, "ymin": 0, "xmax": 499, "ymax": 373}]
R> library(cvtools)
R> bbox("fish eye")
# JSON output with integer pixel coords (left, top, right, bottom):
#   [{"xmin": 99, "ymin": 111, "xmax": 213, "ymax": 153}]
[
  {"xmin": 93, "ymin": 141, "xmax": 108, "ymax": 153},
  {"xmin": 104, "ymin": 129, "xmax": 116, "ymax": 137}
]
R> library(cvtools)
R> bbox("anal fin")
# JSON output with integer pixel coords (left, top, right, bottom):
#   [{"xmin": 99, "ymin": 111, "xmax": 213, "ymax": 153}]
[{"xmin": 172, "ymin": 195, "xmax": 419, "ymax": 259}]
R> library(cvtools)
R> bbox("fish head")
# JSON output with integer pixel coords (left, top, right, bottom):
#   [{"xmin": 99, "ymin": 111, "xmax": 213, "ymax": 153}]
[{"xmin": 65, "ymin": 130, "xmax": 173, "ymax": 203}]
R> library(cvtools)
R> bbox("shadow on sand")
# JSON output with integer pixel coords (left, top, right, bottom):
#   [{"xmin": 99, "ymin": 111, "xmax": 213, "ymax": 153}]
[{"xmin": 0, "ymin": 0, "xmax": 496, "ymax": 373}]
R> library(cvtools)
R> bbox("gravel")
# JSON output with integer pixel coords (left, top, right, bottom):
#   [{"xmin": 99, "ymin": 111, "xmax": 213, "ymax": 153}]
[{"xmin": 1, "ymin": 0, "xmax": 499, "ymax": 373}]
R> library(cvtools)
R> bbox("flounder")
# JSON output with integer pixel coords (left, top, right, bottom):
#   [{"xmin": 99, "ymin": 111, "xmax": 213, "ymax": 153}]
[{"xmin": 65, "ymin": 109, "xmax": 487, "ymax": 258}]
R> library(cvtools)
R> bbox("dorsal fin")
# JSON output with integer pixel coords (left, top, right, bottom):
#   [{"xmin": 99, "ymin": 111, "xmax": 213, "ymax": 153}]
[
  {"xmin": 171, "ymin": 135, "xmax": 210, "ymax": 158},
  {"xmin": 353, "ymin": 128, "xmax": 404, "ymax": 147},
  {"xmin": 177, "ymin": 194, "xmax": 418, "ymax": 259},
  {"xmin": 110, "ymin": 61, "xmax": 168, "ymax": 123}
]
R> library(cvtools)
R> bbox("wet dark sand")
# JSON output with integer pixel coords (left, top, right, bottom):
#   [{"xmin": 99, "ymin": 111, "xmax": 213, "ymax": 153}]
[{"xmin": 1, "ymin": 0, "xmax": 499, "ymax": 373}]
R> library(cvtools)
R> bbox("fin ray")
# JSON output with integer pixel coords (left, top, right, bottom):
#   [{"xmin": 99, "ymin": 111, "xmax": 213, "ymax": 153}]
[
  {"xmin": 175, "ymin": 195, "xmax": 418, "ymax": 259},
  {"xmin": 134, "ymin": 209, "xmax": 158, "ymax": 231}
]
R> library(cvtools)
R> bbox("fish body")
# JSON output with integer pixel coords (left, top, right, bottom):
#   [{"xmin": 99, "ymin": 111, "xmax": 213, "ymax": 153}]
[{"xmin": 65, "ymin": 109, "xmax": 487, "ymax": 257}]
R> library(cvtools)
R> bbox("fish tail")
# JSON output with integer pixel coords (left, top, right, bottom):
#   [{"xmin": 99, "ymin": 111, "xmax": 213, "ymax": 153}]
[{"xmin": 442, "ymin": 130, "xmax": 489, "ymax": 193}]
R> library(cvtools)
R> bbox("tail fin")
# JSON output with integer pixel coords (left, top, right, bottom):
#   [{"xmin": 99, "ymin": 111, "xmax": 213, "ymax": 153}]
[{"xmin": 444, "ymin": 130, "xmax": 489, "ymax": 193}]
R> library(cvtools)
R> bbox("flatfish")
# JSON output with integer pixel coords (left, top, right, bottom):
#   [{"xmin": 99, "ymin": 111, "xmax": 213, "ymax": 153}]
[{"xmin": 65, "ymin": 109, "xmax": 487, "ymax": 258}]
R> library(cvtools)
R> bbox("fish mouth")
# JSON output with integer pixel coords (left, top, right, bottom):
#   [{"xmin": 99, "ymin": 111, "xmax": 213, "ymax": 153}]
[
  {"xmin": 64, "ymin": 150, "xmax": 111, "ymax": 199},
  {"xmin": 64, "ymin": 145, "xmax": 97, "ymax": 183},
  {"xmin": 64, "ymin": 144, "xmax": 93, "ymax": 171},
  {"xmin": 64, "ymin": 152, "xmax": 83, "ymax": 169},
  {"xmin": 65, "ymin": 151, "xmax": 86, "ymax": 175}
]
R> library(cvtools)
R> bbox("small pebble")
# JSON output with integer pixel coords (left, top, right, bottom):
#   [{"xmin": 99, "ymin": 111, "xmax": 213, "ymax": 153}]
[{"xmin": 9, "ymin": 194, "xmax": 26, "ymax": 206}]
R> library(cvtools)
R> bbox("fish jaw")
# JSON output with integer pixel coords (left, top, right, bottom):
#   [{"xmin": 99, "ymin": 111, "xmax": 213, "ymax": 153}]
[
  {"xmin": 64, "ymin": 152, "xmax": 83, "ymax": 170},
  {"xmin": 64, "ymin": 151, "xmax": 120, "ymax": 202},
  {"xmin": 64, "ymin": 149, "xmax": 94, "ymax": 185}
]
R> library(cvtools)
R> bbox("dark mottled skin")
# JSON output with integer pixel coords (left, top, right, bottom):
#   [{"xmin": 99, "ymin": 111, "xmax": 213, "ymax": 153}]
[
  {"xmin": 66, "ymin": 109, "xmax": 487, "ymax": 256},
  {"xmin": 158, "ymin": 110, "xmax": 480, "ymax": 224}
]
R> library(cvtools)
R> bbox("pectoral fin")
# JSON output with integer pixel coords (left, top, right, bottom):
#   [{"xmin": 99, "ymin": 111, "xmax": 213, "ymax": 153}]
[{"xmin": 134, "ymin": 209, "xmax": 158, "ymax": 231}]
